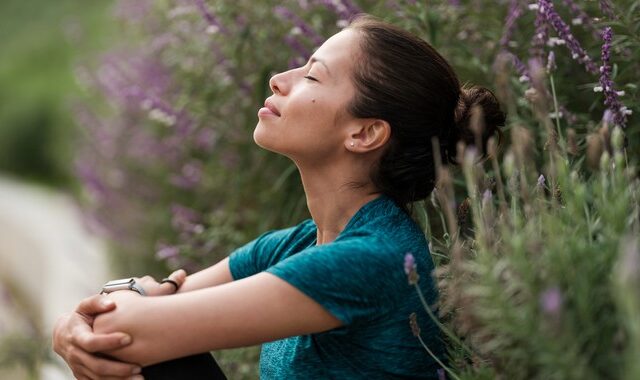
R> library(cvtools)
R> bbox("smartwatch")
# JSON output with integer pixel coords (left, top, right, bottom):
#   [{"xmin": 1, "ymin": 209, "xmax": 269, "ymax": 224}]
[{"xmin": 100, "ymin": 278, "xmax": 147, "ymax": 296}]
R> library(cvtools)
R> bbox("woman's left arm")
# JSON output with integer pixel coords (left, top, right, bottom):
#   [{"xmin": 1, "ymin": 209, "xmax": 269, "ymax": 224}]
[{"xmin": 94, "ymin": 272, "xmax": 343, "ymax": 366}]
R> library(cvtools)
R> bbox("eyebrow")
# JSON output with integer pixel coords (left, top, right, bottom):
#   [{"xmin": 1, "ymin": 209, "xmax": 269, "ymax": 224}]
[{"xmin": 309, "ymin": 57, "xmax": 331, "ymax": 76}]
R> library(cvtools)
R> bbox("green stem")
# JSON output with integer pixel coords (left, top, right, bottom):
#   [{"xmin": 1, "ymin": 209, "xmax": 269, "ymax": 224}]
[
  {"xmin": 413, "ymin": 284, "xmax": 475, "ymax": 357},
  {"xmin": 548, "ymin": 74, "xmax": 566, "ymax": 151},
  {"xmin": 416, "ymin": 334, "xmax": 462, "ymax": 380}
]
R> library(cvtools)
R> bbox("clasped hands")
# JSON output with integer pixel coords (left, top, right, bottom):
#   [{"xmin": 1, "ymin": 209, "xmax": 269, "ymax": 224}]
[{"xmin": 52, "ymin": 269, "xmax": 186, "ymax": 380}]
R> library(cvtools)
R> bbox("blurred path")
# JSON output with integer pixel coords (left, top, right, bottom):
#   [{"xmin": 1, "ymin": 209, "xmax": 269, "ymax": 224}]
[{"xmin": 0, "ymin": 176, "xmax": 111, "ymax": 380}]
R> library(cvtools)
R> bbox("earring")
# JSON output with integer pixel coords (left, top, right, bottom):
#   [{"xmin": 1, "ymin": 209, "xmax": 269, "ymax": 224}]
[{"xmin": 350, "ymin": 142, "xmax": 355, "ymax": 147}]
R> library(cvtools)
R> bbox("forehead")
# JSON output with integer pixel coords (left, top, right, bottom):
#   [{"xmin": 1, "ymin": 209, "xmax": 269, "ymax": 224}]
[{"xmin": 312, "ymin": 29, "xmax": 360, "ymax": 77}]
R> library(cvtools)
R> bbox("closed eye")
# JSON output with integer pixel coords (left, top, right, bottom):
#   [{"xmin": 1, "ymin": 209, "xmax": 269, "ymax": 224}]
[{"xmin": 304, "ymin": 75, "xmax": 318, "ymax": 82}]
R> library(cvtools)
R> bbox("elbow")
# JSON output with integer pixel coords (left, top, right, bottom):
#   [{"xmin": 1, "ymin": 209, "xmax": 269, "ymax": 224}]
[{"xmin": 93, "ymin": 299, "xmax": 155, "ymax": 365}]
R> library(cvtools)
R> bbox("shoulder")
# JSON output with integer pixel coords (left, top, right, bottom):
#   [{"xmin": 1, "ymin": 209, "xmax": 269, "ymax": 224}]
[
  {"xmin": 228, "ymin": 219, "xmax": 316, "ymax": 280},
  {"xmin": 255, "ymin": 218, "xmax": 316, "ymax": 249},
  {"xmin": 340, "ymin": 209, "xmax": 427, "ymax": 256}
]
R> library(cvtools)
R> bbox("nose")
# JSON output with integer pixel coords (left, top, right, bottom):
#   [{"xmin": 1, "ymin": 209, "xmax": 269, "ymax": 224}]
[{"xmin": 269, "ymin": 71, "xmax": 288, "ymax": 95}]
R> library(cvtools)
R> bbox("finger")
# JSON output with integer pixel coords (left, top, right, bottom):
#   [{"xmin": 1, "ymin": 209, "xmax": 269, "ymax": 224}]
[
  {"xmin": 73, "ymin": 327, "xmax": 133, "ymax": 353},
  {"xmin": 169, "ymin": 269, "xmax": 187, "ymax": 286},
  {"xmin": 160, "ymin": 269, "xmax": 186, "ymax": 292},
  {"xmin": 77, "ymin": 295, "xmax": 117, "ymax": 317},
  {"xmin": 140, "ymin": 275, "xmax": 156, "ymax": 283},
  {"xmin": 70, "ymin": 366, "xmax": 89, "ymax": 380},
  {"xmin": 75, "ymin": 347, "xmax": 142, "ymax": 378}
]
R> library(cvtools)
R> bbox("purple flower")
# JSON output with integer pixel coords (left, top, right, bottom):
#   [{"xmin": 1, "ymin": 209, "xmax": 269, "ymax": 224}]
[
  {"xmin": 314, "ymin": 0, "xmax": 361, "ymax": 21},
  {"xmin": 194, "ymin": 0, "xmax": 228, "ymax": 34},
  {"xmin": 437, "ymin": 368, "xmax": 447, "ymax": 380},
  {"xmin": 530, "ymin": 1, "xmax": 549, "ymax": 59},
  {"xmin": 527, "ymin": 56, "xmax": 545, "ymax": 93},
  {"xmin": 500, "ymin": 0, "xmax": 523, "ymax": 50},
  {"xmin": 538, "ymin": 0, "xmax": 599, "ymax": 74},
  {"xmin": 559, "ymin": 105, "xmax": 578, "ymax": 125},
  {"xmin": 537, "ymin": 174, "xmax": 546, "ymax": 187},
  {"xmin": 274, "ymin": 6, "xmax": 325, "ymax": 46},
  {"xmin": 284, "ymin": 35, "xmax": 312, "ymax": 61},
  {"xmin": 404, "ymin": 253, "xmax": 420, "ymax": 285},
  {"xmin": 170, "ymin": 161, "xmax": 203, "ymax": 189},
  {"xmin": 546, "ymin": 50, "xmax": 556, "ymax": 72},
  {"xmin": 540, "ymin": 286, "xmax": 563, "ymax": 316},
  {"xmin": 404, "ymin": 253, "xmax": 416, "ymax": 275},
  {"xmin": 599, "ymin": 27, "xmax": 628, "ymax": 127},
  {"xmin": 156, "ymin": 245, "xmax": 180, "ymax": 260},
  {"xmin": 599, "ymin": 0, "xmax": 617, "ymax": 20},
  {"xmin": 510, "ymin": 53, "xmax": 531, "ymax": 83},
  {"xmin": 171, "ymin": 204, "xmax": 201, "ymax": 233},
  {"xmin": 194, "ymin": 128, "xmax": 217, "ymax": 152}
]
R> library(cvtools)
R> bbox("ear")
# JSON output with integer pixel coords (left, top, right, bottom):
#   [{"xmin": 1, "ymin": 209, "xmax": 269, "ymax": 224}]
[{"xmin": 346, "ymin": 119, "xmax": 391, "ymax": 152}]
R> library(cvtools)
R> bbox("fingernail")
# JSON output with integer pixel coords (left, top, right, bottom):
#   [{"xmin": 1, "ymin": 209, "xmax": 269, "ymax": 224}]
[
  {"xmin": 132, "ymin": 366, "xmax": 142, "ymax": 374},
  {"xmin": 131, "ymin": 375, "xmax": 144, "ymax": 380},
  {"xmin": 121, "ymin": 335, "xmax": 132, "ymax": 345}
]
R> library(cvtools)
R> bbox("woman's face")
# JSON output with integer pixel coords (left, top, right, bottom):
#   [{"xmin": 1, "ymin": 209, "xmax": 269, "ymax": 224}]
[{"xmin": 254, "ymin": 28, "xmax": 361, "ymax": 164}]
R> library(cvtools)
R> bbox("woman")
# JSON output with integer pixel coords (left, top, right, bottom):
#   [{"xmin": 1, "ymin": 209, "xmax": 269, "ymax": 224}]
[{"xmin": 53, "ymin": 15, "xmax": 505, "ymax": 379}]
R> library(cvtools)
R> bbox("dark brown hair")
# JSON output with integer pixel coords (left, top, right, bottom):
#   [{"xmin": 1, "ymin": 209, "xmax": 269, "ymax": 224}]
[{"xmin": 346, "ymin": 15, "xmax": 506, "ymax": 212}]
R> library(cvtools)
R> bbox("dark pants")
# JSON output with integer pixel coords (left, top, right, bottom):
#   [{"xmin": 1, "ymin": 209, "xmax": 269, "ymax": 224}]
[{"xmin": 142, "ymin": 352, "xmax": 227, "ymax": 380}]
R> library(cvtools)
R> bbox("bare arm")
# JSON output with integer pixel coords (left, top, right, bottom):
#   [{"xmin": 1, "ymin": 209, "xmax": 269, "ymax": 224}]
[
  {"xmin": 177, "ymin": 256, "xmax": 233, "ymax": 293},
  {"xmin": 93, "ymin": 272, "xmax": 343, "ymax": 366}
]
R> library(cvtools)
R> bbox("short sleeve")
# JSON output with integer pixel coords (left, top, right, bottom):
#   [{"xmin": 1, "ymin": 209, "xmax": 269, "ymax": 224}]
[
  {"xmin": 265, "ymin": 238, "xmax": 408, "ymax": 326},
  {"xmin": 228, "ymin": 221, "xmax": 316, "ymax": 281}
]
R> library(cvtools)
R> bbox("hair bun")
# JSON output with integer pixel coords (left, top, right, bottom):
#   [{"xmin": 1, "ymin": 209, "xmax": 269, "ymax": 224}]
[{"xmin": 448, "ymin": 85, "xmax": 506, "ymax": 164}]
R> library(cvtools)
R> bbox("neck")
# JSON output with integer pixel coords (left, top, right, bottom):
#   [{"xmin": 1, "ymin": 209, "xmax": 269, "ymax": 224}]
[{"xmin": 295, "ymin": 161, "xmax": 381, "ymax": 245}]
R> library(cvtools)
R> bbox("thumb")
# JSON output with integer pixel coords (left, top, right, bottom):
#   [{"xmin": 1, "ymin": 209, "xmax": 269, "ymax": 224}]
[
  {"xmin": 160, "ymin": 269, "xmax": 187, "ymax": 294},
  {"xmin": 76, "ymin": 294, "xmax": 116, "ymax": 316},
  {"xmin": 169, "ymin": 269, "xmax": 187, "ymax": 286}
]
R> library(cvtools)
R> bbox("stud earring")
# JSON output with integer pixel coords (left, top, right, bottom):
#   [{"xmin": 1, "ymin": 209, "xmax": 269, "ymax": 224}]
[{"xmin": 350, "ymin": 142, "xmax": 355, "ymax": 147}]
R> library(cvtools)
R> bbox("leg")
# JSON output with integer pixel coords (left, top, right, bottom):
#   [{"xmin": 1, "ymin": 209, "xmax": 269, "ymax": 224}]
[{"xmin": 142, "ymin": 352, "xmax": 227, "ymax": 380}]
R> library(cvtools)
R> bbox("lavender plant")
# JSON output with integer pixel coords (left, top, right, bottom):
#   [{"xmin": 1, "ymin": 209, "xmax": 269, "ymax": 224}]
[{"xmin": 74, "ymin": 0, "xmax": 639, "ymax": 378}]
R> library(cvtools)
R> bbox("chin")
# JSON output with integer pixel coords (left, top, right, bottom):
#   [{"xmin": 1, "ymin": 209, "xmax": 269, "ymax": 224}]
[
  {"xmin": 253, "ymin": 124, "xmax": 297, "ymax": 161},
  {"xmin": 253, "ymin": 122, "xmax": 280, "ymax": 153}
]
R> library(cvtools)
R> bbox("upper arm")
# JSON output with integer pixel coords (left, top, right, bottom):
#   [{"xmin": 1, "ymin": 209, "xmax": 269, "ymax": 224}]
[{"xmin": 94, "ymin": 272, "xmax": 343, "ymax": 366}]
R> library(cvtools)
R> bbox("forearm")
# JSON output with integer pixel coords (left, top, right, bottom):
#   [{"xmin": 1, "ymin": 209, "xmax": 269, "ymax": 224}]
[
  {"xmin": 177, "ymin": 257, "xmax": 233, "ymax": 293},
  {"xmin": 93, "ymin": 272, "xmax": 342, "ymax": 366},
  {"xmin": 93, "ymin": 292, "xmax": 192, "ymax": 366},
  {"xmin": 93, "ymin": 287, "xmax": 239, "ymax": 366}
]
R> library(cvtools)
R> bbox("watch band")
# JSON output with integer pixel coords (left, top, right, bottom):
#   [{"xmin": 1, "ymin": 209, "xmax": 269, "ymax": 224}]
[{"xmin": 129, "ymin": 281, "xmax": 147, "ymax": 296}]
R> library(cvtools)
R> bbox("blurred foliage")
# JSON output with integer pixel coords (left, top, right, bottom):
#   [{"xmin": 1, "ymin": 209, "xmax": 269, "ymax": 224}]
[
  {"xmin": 69, "ymin": 0, "xmax": 639, "ymax": 379},
  {"xmin": 0, "ymin": 0, "xmax": 113, "ymax": 188},
  {"xmin": 0, "ymin": 280, "xmax": 51, "ymax": 379}
]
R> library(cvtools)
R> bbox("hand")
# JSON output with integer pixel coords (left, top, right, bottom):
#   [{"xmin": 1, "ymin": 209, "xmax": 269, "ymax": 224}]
[
  {"xmin": 134, "ymin": 269, "xmax": 187, "ymax": 296},
  {"xmin": 52, "ymin": 294, "xmax": 142, "ymax": 380}
]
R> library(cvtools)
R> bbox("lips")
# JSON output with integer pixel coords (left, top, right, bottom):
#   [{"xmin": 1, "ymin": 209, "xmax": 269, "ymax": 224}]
[{"xmin": 264, "ymin": 98, "xmax": 281, "ymax": 117}]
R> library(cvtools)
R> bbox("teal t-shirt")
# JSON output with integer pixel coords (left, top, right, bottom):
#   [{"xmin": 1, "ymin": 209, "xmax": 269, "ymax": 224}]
[{"xmin": 228, "ymin": 194, "xmax": 445, "ymax": 379}]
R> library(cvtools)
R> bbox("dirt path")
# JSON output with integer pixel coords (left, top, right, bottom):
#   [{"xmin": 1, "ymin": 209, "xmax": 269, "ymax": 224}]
[{"xmin": 0, "ymin": 176, "xmax": 111, "ymax": 380}]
